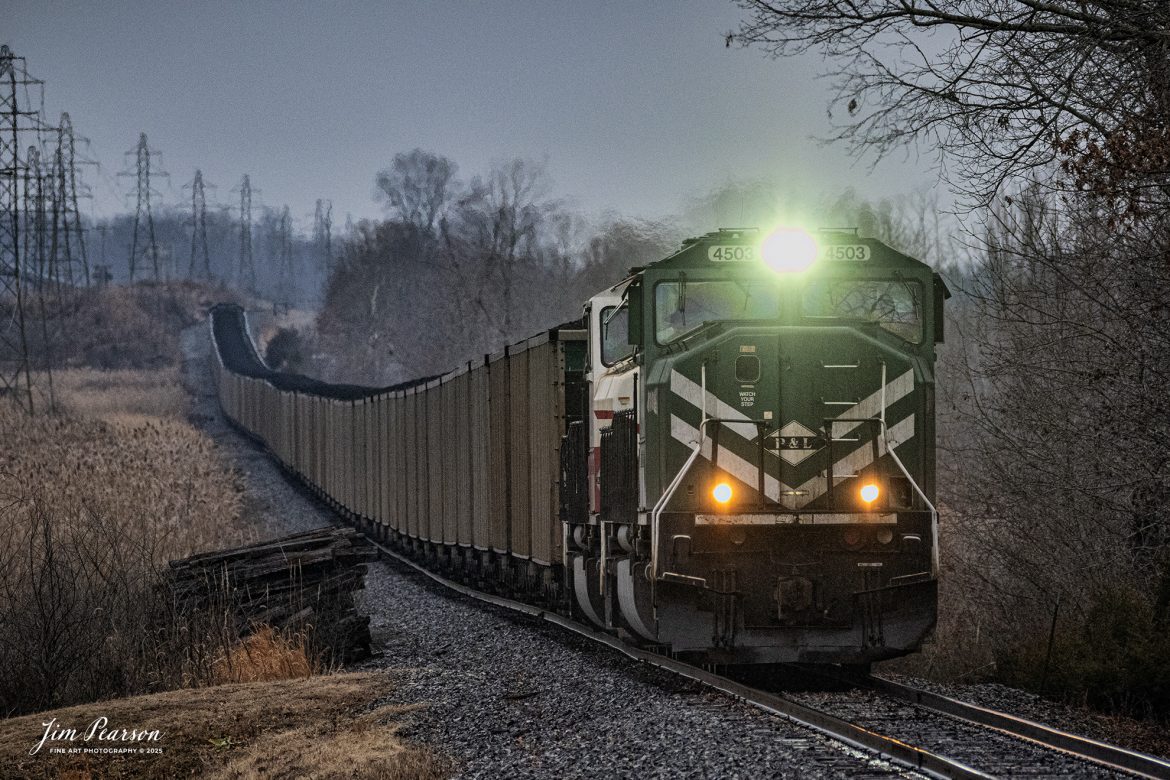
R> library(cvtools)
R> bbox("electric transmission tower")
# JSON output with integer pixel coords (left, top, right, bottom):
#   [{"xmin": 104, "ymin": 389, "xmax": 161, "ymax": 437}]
[
  {"xmin": 185, "ymin": 169, "xmax": 211, "ymax": 280},
  {"xmin": 23, "ymin": 146, "xmax": 45, "ymax": 285},
  {"xmin": 93, "ymin": 223, "xmax": 112, "ymax": 286},
  {"xmin": 0, "ymin": 45, "xmax": 48, "ymax": 413},
  {"xmin": 25, "ymin": 144, "xmax": 60, "ymax": 409},
  {"xmin": 233, "ymin": 174, "xmax": 255, "ymax": 292},
  {"xmin": 313, "ymin": 198, "xmax": 332, "ymax": 273},
  {"xmin": 119, "ymin": 132, "xmax": 167, "ymax": 281},
  {"xmin": 55, "ymin": 113, "xmax": 89, "ymax": 286}
]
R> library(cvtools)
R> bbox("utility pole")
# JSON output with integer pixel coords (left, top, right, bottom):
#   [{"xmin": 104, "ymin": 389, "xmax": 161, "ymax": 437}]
[
  {"xmin": 234, "ymin": 174, "xmax": 255, "ymax": 292},
  {"xmin": 120, "ymin": 132, "xmax": 166, "ymax": 281},
  {"xmin": 186, "ymin": 169, "xmax": 211, "ymax": 280}
]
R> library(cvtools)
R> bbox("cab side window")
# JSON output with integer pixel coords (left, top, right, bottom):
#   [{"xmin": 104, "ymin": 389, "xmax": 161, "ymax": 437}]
[{"xmin": 601, "ymin": 306, "xmax": 633, "ymax": 366}]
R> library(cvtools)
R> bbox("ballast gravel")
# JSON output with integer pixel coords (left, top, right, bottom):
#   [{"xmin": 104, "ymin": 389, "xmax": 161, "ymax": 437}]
[
  {"xmin": 785, "ymin": 688, "xmax": 1122, "ymax": 778},
  {"xmin": 356, "ymin": 562, "xmax": 921, "ymax": 779}
]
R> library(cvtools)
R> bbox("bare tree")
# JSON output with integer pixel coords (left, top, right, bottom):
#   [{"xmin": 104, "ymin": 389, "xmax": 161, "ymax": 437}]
[
  {"xmin": 580, "ymin": 217, "xmax": 678, "ymax": 294},
  {"xmin": 375, "ymin": 149, "xmax": 458, "ymax": 235},
  {"xmin": 733, "ymin": 1, "xmax": 1170, "ymax": 213},
  {"xmin": 449, "ymin": 158, "xmax": 551, "ymax": 340},
  {"xmin": 319, "ymin": 156, "xmax": 589, "ymax": 382}
]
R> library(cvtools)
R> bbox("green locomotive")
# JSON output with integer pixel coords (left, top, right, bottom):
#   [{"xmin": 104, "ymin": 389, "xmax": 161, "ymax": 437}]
[{"xmin": 570, "ymin": 227, "xmax": 946, "ymax": 664}]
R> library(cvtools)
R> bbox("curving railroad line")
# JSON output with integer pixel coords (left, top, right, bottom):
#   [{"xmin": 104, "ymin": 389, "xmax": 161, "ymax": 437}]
[
  {"xmin": 355, "ymin": 524, "xmax": 1170, "ymax": 779},
  {"xmin": 363, "ymin": 531, "xmax": 985, "ymax": 779}
]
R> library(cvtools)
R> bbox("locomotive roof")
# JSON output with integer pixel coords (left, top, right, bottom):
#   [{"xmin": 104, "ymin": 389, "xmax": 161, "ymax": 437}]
[{"xmin": 642, "ymin": 227, "xmax": 930, "ymax": 272}]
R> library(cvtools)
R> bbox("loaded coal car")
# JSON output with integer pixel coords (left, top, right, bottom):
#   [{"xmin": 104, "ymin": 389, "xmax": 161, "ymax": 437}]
[{"xmin": 211, "ymin": 226, "xmax": 947, "ymax": 668}]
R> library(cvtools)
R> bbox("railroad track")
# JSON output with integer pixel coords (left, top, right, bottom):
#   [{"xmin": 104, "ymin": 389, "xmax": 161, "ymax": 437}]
[
  {"xmin": 867, "ymin": 676, "xmax": 1170, "ymax": 779},
  {"xmin": 361, "ymin": 529, "xmax": 1170, "ymax": 780}
]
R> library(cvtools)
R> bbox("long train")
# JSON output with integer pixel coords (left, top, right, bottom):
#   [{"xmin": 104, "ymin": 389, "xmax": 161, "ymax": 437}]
[{"xmin": 210, "ymin": 227, "xmax": 948, "ymax": 666}]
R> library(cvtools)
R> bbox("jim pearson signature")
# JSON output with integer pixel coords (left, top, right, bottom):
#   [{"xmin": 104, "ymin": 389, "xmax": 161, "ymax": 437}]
[{"xmin": 31, "ymin": 717, "xmax": 162, "ymax": 755}]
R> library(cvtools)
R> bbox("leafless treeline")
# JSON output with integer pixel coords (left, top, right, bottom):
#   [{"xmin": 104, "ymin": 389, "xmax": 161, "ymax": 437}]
[{"xmin": 313, "ymin": 151, "xmax": 678, "ymax": 382}]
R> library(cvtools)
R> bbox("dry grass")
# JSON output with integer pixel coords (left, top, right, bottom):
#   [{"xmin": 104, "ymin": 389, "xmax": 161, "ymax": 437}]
[
  {"xmin": 211, "ymin": 627, "xmax": 315, "ymax": 686},
  {"xmin": 0, "ymin": 401, "xmax": 255, "ymax": 712},
  {"xmin": 50, "ymin": 368, "xmax": 188, "ymax": 424},
  {"xmin": 0, "ymin": 404, "xmax": 248, "ymax": 561},
  {"xmin": 0, "ymin": 672, "xmax": 449, "ymax": 780}
]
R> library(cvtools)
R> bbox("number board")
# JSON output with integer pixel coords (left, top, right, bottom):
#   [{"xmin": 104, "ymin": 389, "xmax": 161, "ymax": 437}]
[
  {"xmin": 822, "ymin": 244, "xmax": 871, "ymax": 262},
  {"xmin": 707, "ymin": 245, "xmax": 756, "ymax": 262}
]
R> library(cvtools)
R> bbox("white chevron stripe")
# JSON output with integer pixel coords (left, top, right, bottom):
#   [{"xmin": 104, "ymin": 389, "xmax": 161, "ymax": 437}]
[
  {"xmin": 670, "ymin": 413, "xmax": 917, "ymax": 509},
  {"xmin": 670, "ymin": 415, "xmax": 781, "ymax": 500},
  {"xmin": 669, "ymin": 368, "xmax": 914, "ymax": 443},
  {"xmin": 792, "ymin": 414, "xmax": 916, "ymax": 507},
  {"xmin": 667, "ymin": 366, "xmax": 917, "ymax": 509},
  {"xmin": 670, "ymin": 370, "xmax": 757, "ymax": 439},
  {"xmin": 830, "ymin": 369, "xmax": 914, "ymax": 438}
]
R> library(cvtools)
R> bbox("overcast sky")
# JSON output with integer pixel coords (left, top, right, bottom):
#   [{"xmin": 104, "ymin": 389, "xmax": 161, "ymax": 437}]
[{"xmin": 8, "ymin": 1, "xmax": 939, "ymax": 231}]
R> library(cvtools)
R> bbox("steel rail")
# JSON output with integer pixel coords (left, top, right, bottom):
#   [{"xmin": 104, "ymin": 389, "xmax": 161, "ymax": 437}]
[
  {"xmin": 866, "ymin": 675, "xmax": 1170, "ymax": 780},
  {"xmin": 363, "ymin": 534, "xmax": 988, "ymax": 780}
]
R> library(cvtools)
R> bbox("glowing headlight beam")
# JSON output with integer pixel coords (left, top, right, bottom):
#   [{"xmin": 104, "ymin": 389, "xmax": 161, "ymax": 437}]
[
  {"xmin": 860, "ymin": 483, "xmax": 880, "ymax": 503},
  {"xmin": 760, "ymin": 228, "xmax": 818, "ymax": 273},
  {"xmin": 712, "ymin": 482, "xmax": 733, "ymax": 504}
]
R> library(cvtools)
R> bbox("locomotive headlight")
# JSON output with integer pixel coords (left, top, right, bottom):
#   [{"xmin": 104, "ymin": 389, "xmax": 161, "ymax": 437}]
[
  {"xmin": 761, "ymin": 228, "xmax": 818, "ymax": 273},
  {"xmin": 860, "ymin": 483, "xmax": 880, "ymax": 503},
  {"xmin": 712, "ymin": 482, "xmax": 733, "ymax": 505}
]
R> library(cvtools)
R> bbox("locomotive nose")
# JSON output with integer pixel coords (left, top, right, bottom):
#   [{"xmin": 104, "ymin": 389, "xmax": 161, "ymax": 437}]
[{"xmin": 663, "ymin": 325, "xmax": 918, "ymax": 515}]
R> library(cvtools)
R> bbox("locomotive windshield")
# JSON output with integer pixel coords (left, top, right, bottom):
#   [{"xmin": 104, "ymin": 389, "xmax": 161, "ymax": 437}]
[
  {"xmin": 802, "ymin": 278, "xmax": 923, "ymax": 343},
  {"xmin": 655, "ymin": 279, "xmax": 781, "ymax": 343}
]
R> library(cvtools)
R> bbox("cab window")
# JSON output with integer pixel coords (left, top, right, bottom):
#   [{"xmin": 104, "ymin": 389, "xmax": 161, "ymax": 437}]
[
  {"xmin": 600, "ymin": 306, "xmax": 633, "ymax": 366},
  {"xmin": 802, "ymin": 279, "xmax": 923, "ymax": 343},
  {"xmin": 654, "ymin": 280, "xmax": 781, "ymax": 344}
]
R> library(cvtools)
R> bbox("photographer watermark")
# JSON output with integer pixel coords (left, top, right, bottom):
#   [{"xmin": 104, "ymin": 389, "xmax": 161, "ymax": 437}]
[{"xmin": 31, "ymin": 717, "xmax": 163, "ymax": 756}]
